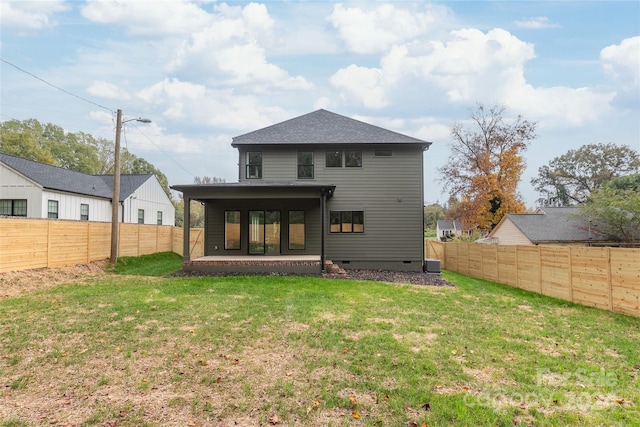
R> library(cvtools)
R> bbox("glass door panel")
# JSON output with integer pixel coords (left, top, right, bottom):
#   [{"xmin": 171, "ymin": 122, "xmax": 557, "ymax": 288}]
[
  {"xmin": 265, "ymin": 210, "xmax": 281, "ymax": 254},
  {"xmin": 249, "ymin": 211, "xmax": 264, "ymax": 254},
  {"xmin": 249, "ymin": 210, "xmax": 280, "ymax": 254}
]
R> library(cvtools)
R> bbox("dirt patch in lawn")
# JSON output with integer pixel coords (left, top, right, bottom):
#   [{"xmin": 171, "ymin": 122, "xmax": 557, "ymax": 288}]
[{"xmin": 0, "ymin": 260, "xmax": 109, "ymax": 299}]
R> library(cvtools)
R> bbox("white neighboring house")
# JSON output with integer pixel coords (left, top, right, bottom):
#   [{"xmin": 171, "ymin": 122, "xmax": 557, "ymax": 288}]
[
  {"xmin": 436, "ymin": 219, "xmax": 466, "ymax": 241},
  {"xmin": 0, "ymin": 152, "xmax": 175, "ymax": 225}
]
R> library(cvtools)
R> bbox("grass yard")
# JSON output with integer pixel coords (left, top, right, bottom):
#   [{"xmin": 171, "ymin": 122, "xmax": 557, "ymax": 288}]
[{"xmin": 1, "ymin": 253, "xmax": 638, "ymax": 426}]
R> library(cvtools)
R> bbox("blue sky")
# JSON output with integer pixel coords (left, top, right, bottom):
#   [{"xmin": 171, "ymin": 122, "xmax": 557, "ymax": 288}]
[{"xmin": 1, "ymin": 1, "xmax": 639, "ymax": 206}]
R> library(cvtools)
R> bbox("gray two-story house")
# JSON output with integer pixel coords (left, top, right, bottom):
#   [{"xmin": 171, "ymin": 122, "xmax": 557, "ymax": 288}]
[{"xmin": 172, "ymin": 109, "xmax": 431, "ymax": 273}]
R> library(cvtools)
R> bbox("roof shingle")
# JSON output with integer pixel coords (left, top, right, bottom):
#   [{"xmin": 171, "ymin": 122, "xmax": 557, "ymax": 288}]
[
  {"xmin": 1, "ymin": 152, "xmax": 152, "ymax": 201},
  {"xmin": 232, "ymin": 109, "xmax": 432, "ymax": 146}
]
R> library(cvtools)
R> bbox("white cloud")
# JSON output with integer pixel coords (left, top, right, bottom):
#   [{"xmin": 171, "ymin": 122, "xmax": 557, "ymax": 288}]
[
  {"xmin": 167, "ymin": 3, "xmax": 311, "ymax": 91},
  {"xmin": 81, "ymin": 0, "xmax": 211, "ymax": 36},
  {"xmin": 505, "ymin": 84, "xmax": 614, "ymax": 127},
  {"xmin": 330, "ymin": 65, "xmax": 389, "ymax": 109},
  {"xmin": 514, "ymin": 16, "xmax": 560, "ymax": 30},
  {"xmin": 0, "ymin": 0, "xmax": 69, "ymax": 32},
  {"xmin": 135, "ymin": 78, "xmax": 290, "ymax": 131},
  {"xmin": 601, "ymin": 36, "xmax": 640, "ymax": 109},
  {"xmin": 329, "ymin": 3, "xmax": 453, "ymax": 54},
  {"xmin": 313, "ymin": 97, "xmax": 333, "ymax": 110},
  {"xmin": 87, "ymin": 80, "xmax": 131, "ymax": 101},
  {"xmin": 330, "ymin": 24, "xmax": 613, "ymax": 127}
]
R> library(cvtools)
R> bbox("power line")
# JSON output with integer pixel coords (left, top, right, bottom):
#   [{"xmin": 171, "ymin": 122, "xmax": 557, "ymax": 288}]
[
  {"xmin": 126, "ymin": 124, "xmax": 196, "ymax": 178},
  {"xmin": 0, "ymin": 58, "xmax": 114, "ymax": 113},
  {"xmin": 2, "ymin": 58, "xmax": 196, "ymax": 179}
]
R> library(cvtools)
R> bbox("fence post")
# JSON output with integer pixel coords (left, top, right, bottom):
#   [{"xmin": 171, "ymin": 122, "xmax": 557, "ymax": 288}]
[
  {"xmin": 568, "ymin": 246, "xmax": 573, "ymax": 302},
  {"xmin": 47, "ymin": 220, "xmax": 52, "ymax": 268},
  {"xmin": 514, "ymin": 246, "xmax": 519, "ymax": 288},
  {"xmin": 538, "ymin": 245, "xmax": 542, "ymax": 293},
  {"xmin": 607, "ymin": 247, "xmax": 613, "ymax": 311},
  {"xmin": 86, "ymin": 221, "xmax": 90, "ymax": 263}
]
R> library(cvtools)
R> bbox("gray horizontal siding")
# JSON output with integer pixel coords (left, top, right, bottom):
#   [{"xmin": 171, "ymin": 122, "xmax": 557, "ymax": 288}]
[
  {"xmin": 204, "ymin": 198, "xmax": 321, "ymax": 256},
  {"xmin": 236, "ymin": 144, "xmax": 425, "ymax": 269}
]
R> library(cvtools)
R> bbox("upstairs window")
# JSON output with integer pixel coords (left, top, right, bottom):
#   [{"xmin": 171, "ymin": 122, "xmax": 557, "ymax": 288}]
[
  {"xmin": 0, "ymin": 199, "xmax": 27, "ymax": 217},
  {"xmin": 80, "ymin": 204, "xmax": 89, "ymax": 221},
  {"xmin": 330, "ymin": 210, "xmax": 364, "ymax": 233},
  {"xmin": 138, "ymin": 209, "xmax": 145, "ymax": 224},
  {"xmin": 345, "ymin": 150, "xmax": 362, "ymax": 167},
  {"xmin": 326, "ymin": 150, "xmax": 342, "ymax": 167},
  {"xmin": 246, "ymin": 152, "xmax": 262, "ymax": 179},
  {"xmin": 47, "ymin": 200, "xmax": 59, "ymax": 219},
  {"xmin": 157, "ymin": 211, "xmax": 163, "ymax": 225},
  {"xmin": 297, "ymin": 151, "xmax": 314, "ymax": 179}
]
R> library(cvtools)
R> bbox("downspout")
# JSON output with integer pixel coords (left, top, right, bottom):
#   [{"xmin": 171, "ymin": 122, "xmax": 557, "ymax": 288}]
[
  {"xmin": 320, "ymin": 192, "xmax": 326, "ymax": 272},
  {"xmin": 183, "ymin": 197, "xmax": 191, "ymax": 261},
  {"xmin": 121, "ymin": 201, "xmax": 125, "ymax": 223}
]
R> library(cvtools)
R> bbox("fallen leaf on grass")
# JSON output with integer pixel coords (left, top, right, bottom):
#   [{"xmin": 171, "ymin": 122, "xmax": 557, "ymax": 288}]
[
  {"xmin": 187, "ymin": 420, "xmax": 196, "ymax": 426},
  {"xmin": 342, "ymin": 347, "xmax": 348, "ymax": 353},
  {"xmin": 422, "ymin": 402, "xmax": 431, "ymax": 411},
  {"xmin": 307, "ymin": 400, "xmax": 321, "ymax": 413},
  {"xmin": 269, "ymin": 414, "xmax": 281, "ymax": 424},
  {"xmin": 349, "ymin": 395, "xmax": 358, "ymax": 406},
  {"xmin": 352, "ymin": 410, "xmax": 360, "ymax": 419},
  {"xmin": 451, "ymin": 349, "xmax": 457, "ymax": 355}
]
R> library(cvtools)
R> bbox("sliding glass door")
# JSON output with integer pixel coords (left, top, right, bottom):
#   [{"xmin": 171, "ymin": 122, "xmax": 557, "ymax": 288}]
[{"xmin": 249, "ymin": 210, "xmax": 281, "ymax": 254}]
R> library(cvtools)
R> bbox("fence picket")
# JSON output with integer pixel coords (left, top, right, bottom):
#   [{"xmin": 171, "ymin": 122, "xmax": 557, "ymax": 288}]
[{"xmin": 425, "ymin": 240, "xmax": 639, "ymax": 317}]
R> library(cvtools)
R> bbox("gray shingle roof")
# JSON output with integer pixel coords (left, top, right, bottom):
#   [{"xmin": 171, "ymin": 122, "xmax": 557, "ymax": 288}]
[
  {"xmin": 500, "ymin": 207, "xmax": 607, "ymax": 242},
  {"xmin": 1, "ymin": 152, "xmax": 152, "ymax": 201},
  {"xmin": 232, "ymin": 109, "xmax": 432, "ymax": 146},
  {"xmin": 437, "ymin": 220, "xmax": 463, "ymax": 230}
]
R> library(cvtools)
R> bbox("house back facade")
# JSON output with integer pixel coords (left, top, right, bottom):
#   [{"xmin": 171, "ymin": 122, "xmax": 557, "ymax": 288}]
[
  {"xmin": 173, "ymin": 109, "xmax": 431, "ymax": 272},
  {"xmin": 0, "ymin": 152, "xmax": 175, "ymax": 225}
]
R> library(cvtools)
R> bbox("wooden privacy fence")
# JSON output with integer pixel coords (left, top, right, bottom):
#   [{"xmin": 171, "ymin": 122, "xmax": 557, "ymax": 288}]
[
  {"xmin": 0, "ymin": 217, "xmax": 204, "ymax": 273},
  {"xmin": 425, "ymin": 240, "xmax": 640, "ymax": 317}
]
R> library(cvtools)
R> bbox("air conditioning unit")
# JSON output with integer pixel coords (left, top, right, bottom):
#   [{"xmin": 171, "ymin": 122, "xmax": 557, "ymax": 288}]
[{"xmin": 423, "ymin": 258, "xmax": 441, "ymax": 274}]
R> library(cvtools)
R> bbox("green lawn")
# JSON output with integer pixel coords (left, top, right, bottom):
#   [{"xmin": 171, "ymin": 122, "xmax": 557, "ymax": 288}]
[{"xmin": 1, "ymin": 253, "xmax": 638, "ymax": 426}]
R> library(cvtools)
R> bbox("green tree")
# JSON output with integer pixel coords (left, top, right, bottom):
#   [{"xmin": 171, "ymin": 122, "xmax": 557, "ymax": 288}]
[
  {"xmin": 423, "ymin": 202, "xmax": 444, "ymax": 238},
  {"xmin": 438, "ymin": 104, "xmax": 536, "ymax": 230},
  {"xmin": 174, "ymin": 176, "xmax": 227, "ymax": 228},
  {"xmin": 578, "ymin": 174, "xmax": 640, "ymax": 244},
  {"xmin": 1, "ymin": 118, "xmax": 172, "ymax": 198},
  {"xmin": 532, "ymin": 143, "xmax": 640, "ymax": 206}
]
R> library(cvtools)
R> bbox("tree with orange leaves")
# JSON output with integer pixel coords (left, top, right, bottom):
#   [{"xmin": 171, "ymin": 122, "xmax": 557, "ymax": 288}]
[{"xmin": 439, "ymin": 104, "xmax": 536, "ymax": 231}]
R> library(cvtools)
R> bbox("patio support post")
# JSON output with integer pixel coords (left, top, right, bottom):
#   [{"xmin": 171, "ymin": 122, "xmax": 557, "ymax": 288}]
[
  {"xmin": 320, "ymin": 192, "xmax": 326, "ymax": 272},
  {"xmin": 183, "ymin": 197, "xmax": 191, "ymax": 261}
]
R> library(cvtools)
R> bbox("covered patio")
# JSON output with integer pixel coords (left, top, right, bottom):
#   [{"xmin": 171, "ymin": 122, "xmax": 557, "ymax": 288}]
[{"xmin": 171, "ymin": 182, "xmax": 336, "ymax": 274}]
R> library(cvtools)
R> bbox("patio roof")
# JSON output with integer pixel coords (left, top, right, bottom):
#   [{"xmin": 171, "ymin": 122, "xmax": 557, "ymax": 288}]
[{"xmin": 171, "ymin": 182, "xmax": 336, "ymax": 201}]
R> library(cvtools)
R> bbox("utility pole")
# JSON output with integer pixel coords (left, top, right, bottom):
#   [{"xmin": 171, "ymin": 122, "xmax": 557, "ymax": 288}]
[
  {"xmin": 110, "ymin": 109, "xmax": 123, "ymax": 265},
  {"xmin": 110, "ymin": 110, "xmax": 151, "ymax": 265}
]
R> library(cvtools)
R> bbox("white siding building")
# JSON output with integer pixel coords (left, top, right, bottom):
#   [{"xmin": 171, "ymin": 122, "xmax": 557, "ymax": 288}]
[{"xmin": 1, "ymin": 153, "xmax": 175, "ymax": 225}]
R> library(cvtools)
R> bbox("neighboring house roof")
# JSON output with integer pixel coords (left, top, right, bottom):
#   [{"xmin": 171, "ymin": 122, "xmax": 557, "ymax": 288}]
[
  {"xmin": 490, "ymin": 207, "xmax": 607, "ymax": 243},
  {"xmin": 437, "ymin": 220, "xmax": 463, "ymax": 230},
  {"xmin": 1, "ymin": 152, "xmax": 152, "ymax": 201},
  {"xmin": 232, "ymin": 109, "xmax": 432, "ymax": 147}
]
